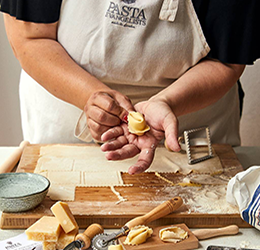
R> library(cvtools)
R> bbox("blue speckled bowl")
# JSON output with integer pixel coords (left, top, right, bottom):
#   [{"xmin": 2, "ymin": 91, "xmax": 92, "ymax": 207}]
[{"xmin": 0, "ymin": 172, "xmax": 50, "ymax": 213}]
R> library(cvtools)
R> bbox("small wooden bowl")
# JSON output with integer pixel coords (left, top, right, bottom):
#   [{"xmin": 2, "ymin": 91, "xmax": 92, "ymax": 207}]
[{"xmin": 0, "ymin": 172, "xmax": 50, "ymax": 212}]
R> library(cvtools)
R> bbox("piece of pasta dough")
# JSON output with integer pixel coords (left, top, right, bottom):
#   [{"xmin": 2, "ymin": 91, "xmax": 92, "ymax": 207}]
[
  {"xmin": 48, "ymin": 185, "xmax": 76, "ymax": 201},
  {"xmin": 34, "ymin": 145, "xmax": 223, "ymax": 201},
  {"xmin": 128, "ymin": 112, "xmax": 150, "ymax": 136},
  {"xmin": 124, "ymin": 225, "xmax": 153, "ymax": 245},
  {"xmin": 188, "ymin": 174, "xmax": 228, "ymax": 185},
  {"xmin": 159, "ymin": 226, "xmax": 188, "ymax": 243}
]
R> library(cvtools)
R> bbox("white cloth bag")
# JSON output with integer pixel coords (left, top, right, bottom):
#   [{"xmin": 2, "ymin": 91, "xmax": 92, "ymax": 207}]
[{"xmin": 226, "ymin": 166, "xmax": 260, "ymax": 230}]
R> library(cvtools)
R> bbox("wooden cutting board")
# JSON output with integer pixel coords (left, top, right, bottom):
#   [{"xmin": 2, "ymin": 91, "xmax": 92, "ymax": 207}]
[
  {"xmin": 118, "ymin": 224, "xmax": 199, "ymax": 250},
  {"xmin": 0, "ymin": 144, "xmax": 250, "ymax": 229}
]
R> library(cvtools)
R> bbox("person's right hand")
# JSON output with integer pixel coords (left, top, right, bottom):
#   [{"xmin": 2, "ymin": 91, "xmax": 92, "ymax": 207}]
[{"xmin": 84, "ymin": 90, "xmax": 134, "ymax": 142}]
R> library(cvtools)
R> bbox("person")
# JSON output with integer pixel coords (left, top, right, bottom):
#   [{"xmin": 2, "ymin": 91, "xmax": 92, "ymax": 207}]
[{"xmin": 0, "ymin": 0, "xmax": 259, "ymax": 174}]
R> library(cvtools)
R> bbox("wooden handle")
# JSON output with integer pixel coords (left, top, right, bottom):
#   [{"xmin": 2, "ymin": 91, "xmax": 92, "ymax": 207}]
[
  {"xmin": 125, "ymin": 197, "xmax": 183, "ymax": 229},
  {"xmin": 75, "ymin": 223, "xmax": 104, "ymax": 250},
  {"xmin": 0, "ymin": 141, "xmax": 30, "ymax": 173},
  {"xmin": 192, "ymin": 225, "xmax": 239, "ymax": 240}
]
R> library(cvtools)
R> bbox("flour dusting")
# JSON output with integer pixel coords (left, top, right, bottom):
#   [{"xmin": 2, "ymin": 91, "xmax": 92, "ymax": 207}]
[{"xmin": 160, "ymin": 183, "xmax": 239, "ymax": 214}]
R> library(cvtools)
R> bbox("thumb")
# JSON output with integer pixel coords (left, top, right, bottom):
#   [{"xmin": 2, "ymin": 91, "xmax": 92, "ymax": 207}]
[
  {"xmin": 163, "ymin": 113, "xmax": 181, "ymax": 152},
  {"xmin": 116, "ymin": 97, "xmax": 135, "ymax": 123}
]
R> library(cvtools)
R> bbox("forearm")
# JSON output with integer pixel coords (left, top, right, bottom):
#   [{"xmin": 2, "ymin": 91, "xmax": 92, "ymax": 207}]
[
  {"xmin": 151, "ymin": 59, "xmax": 245, "ymax": 117},
  {"xmin": 4, "ymin": 15, "xmax": 110, "ymax": 110},
  {"xmin": 17, "ymin": 39, "xmax": 109, "ymax": 110}
]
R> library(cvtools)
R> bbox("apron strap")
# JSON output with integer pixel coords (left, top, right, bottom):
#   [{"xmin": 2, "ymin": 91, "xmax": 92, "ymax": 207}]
[{"xmin": 159, "ymin": 0, "xmax": 180, "ymax": 22}]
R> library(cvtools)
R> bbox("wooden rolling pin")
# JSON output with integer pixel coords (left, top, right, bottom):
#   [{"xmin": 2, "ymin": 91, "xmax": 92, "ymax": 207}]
[
  {"xmin": 193, "ymin": 225, "xmax": 239, "ymax": 240},
  {"xmin": 0, "ymin": 140, "xmax": 30, "ymax": 173}
]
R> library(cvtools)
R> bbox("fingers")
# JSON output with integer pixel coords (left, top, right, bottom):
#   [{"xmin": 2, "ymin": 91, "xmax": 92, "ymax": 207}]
[
  {"xmin": 113, "ymin": 93, "xmax": 135, "ymax": 120},
  {"xmin": 86, "ymin": 91, "xmax": 133, "ymax": 124},
  {"xmin": 104, "ymin": 144, "xmax": 140, "ymax": 161},
  {"xmin": 101, "ymin": 126, "xmax": 125, "ymax": 142},
  {"xmin": 86, "ymin": 93, "xmax": 122, "ymax": 126},
  {"xmin": 87, "ymin": 119, "xmax": 111, "ymax": 142},
  {"xmin": 101, "ymin": 135, "xmax": 128, "ymax": 151},
  {"xmin": 85, "ymin": 90, "xmax": 133, "ymax": 142},
  {"xmin": 101, "ymin": 125, "xmax": 134, "ymax": 154},
  {"xmin": 163, "ymin": 113, "xmax": 181, "ymax": 152},
  {"xmin": 127, "ymin": 146, "xmax": 156, "ymax": 175}
]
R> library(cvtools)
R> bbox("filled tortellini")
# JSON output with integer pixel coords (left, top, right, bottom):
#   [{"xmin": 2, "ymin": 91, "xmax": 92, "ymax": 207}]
[
  {"xmin": 127, "ymin": 112, "xmax": 150, "ymax": 136},
  {"xmin": 108, "ymin": 244, "xmax": 123, "ymax": 250},
  {"xmin": 159, "ymin": 226, "xmax": 188, "ymax": 243},
  {"xmin": 124, "ymin": 225, "xmax": 153, "ymax": 245}
]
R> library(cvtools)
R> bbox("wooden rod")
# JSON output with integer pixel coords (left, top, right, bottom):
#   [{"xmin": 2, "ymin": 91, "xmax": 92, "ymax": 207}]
[{"xmin": 0, "ymin": 141, "xmax": 30, "ymax": 173}]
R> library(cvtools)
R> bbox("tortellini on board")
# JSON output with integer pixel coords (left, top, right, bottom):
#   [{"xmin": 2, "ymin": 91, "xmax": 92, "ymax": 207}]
[{"xmin": 124, "ymin": 225, "xmax": 153, "ymax": 245}]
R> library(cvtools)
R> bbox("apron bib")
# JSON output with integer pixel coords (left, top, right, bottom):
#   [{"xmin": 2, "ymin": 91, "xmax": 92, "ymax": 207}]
[{"xmin": 19, "ymin": 0, "xmax": 241, "ymax": 145}]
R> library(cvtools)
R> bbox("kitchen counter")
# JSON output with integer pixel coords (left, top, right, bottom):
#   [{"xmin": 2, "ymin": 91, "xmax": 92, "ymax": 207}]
[{"xmin": 0, "ymin": 146, "xmax": 260, "ymax": 249}]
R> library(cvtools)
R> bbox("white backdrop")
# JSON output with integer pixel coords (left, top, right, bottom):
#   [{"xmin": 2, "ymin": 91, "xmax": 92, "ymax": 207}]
[{"xmin": 1, "ymin": 14, "xmax": 260, "ymax": 146}]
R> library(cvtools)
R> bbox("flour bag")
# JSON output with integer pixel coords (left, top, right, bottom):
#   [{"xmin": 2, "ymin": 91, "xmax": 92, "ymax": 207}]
[{"xmin": 226, "ymin": 166, "xmax": 260, "ymax": 230}]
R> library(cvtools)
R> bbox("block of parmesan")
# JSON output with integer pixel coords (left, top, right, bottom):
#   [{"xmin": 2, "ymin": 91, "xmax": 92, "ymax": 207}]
[
  {"xmin": 42, "ymin": 241, "xmax": 56, "ymax": 250},
  {"xmin": 43, "ymin": 229, "xmax": 77, "ymax": 250},
  {"xmin": 25, "ymin": 216, "xmax": 61, "ymax": 242},
  {"xmin": 56, "ymin": 228, "xmax": 78, "ymax": 249},
  {"xmin": 51, "ymin": 201, "xmax": 79, "ymax": 233}
]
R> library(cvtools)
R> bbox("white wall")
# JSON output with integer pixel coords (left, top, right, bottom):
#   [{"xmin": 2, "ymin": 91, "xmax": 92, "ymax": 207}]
[
  {"xmin": 0, "ymin": 14, "xmax": 260, "ymax": 146},
  {"xmin": 0, "ymin": 14, "xmax": 23, "ymax": 146},
  {"xmin": 240, "ymin": 60, "xmax": 260, "ymax": 146}
]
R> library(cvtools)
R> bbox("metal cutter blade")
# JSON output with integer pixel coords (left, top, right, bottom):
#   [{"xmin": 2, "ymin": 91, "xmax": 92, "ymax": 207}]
[
  {"xmin": 91, "ymin": 233, "xmax": 117, "ymax": 250},
  {"xmin": 180, "ymin": 126, "xmax": 213, "ymax": 164},
  {"xmin": 63, "ymin": 239, "xmax": 83, "ymax": 250}
]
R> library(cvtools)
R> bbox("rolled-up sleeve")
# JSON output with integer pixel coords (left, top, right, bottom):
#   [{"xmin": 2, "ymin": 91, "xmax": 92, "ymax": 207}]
[
  {"xmin": 192, "ymin": 0, "xmax": 260, "ymax": 65},
  {"xmin": 0, "ymin": 0, "xmax": 62, "ymax": 23}
]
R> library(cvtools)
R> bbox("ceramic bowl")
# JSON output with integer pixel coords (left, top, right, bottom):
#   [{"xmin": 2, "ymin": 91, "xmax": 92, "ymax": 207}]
[{"xmin": 0, "ymin": 172, "xmax": 50, "ymax": 213}]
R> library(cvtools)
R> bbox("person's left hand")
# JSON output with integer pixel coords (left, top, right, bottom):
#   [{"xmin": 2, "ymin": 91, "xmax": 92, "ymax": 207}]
[
  {"xmin": 100, "ymin": 99, "xmax": 181, "ymax": 174},
  {"xmin": 100, "ymin": 123, "xmax": 159, "ymax": 174},
  {"xmin": 135, "ymin": 99, "xmax": 181, "ymax": 152}
]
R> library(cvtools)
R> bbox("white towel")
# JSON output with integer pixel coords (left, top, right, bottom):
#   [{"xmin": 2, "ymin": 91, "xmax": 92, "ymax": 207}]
[{"xmin": 226, "ymin": 166, "xmax": 260, "ymax": 230}]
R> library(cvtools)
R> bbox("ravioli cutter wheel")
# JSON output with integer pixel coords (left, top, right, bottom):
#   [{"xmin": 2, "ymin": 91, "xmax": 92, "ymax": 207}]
[{"xmin": 63, "ymin": 223, "xmax": 104, "ymax": 250}]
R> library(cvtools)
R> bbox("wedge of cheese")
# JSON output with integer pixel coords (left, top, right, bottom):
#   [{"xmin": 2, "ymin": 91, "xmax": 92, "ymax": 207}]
[
  {"xmin": 56, "ymin": 228, "xmax": 78, "ymax": 249},
  {"xmin": 25, "ymin": 216, "xmax": 61, "ymax": 242},
  {"xmin": 42, "ymin": 241, "xmax": 56, "ymax": 250},
  {"xmin": 42, "ymin": 228, "xmax": 78, "ymax": 250},
  {"xmin": 51, "ymin": 201, "xmax": 79, "ymax": 233}
]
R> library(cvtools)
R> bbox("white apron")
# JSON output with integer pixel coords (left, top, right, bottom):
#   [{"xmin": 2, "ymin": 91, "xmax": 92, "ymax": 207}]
[{"xmin": 19, "ymin": 0, "xmax": 241, "ymax": 145}]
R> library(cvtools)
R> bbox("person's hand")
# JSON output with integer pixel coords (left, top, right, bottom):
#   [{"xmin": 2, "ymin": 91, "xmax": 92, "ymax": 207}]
[
  {"xmin": 100, "ymin": 99, "xmax": 181, "ymax": 174},
  {"xmin": 101, "ymin": 123, "xmax": 159, "ymax": 175},
  {"xmin": 135, "ymin": 99, "xmax": 181, "ymax": 152},
  {"xmin": 84, "ymin": 90, "xmax": 134, "ymax": 142}
]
